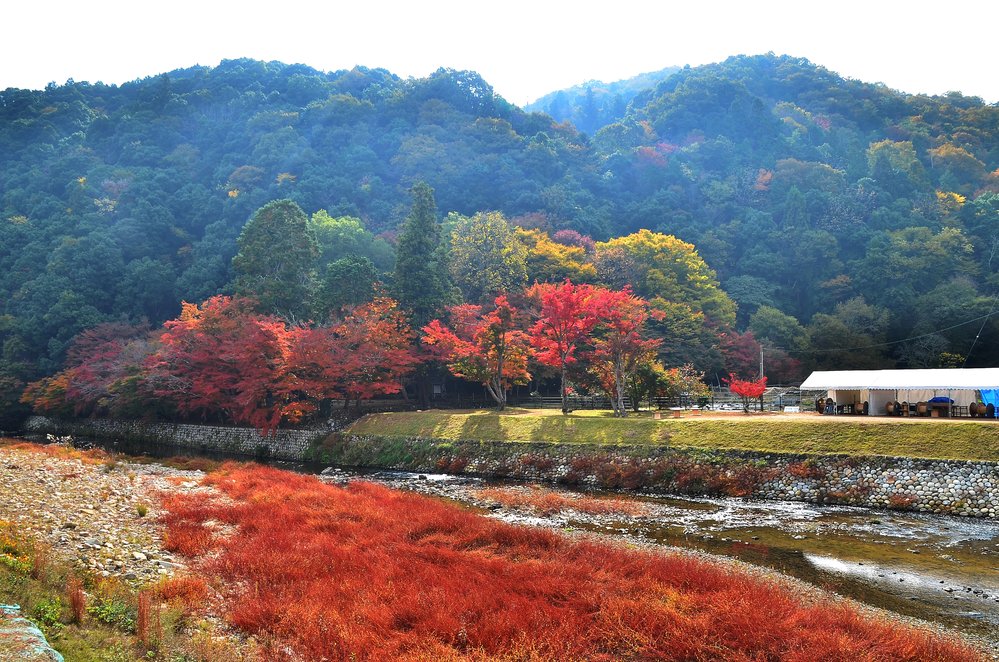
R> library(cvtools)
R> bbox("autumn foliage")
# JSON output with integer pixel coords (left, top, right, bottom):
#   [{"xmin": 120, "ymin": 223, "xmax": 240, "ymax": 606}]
[
  {"xmin": 423, "ymin": 295, "xmax": 531, "ymax": 409},
  {"xmin": 725, "ymin": 372, "xmax": 769, "ymax": 413},
  {"xmin": 158, "ymin": 464, "xmax": 977, "ymax": 661},
  {"xmin": 526, "ymin": 280, "xmax": 601, "ymax": 413},
  {"xmin": 586, "ymin": 286, "xmax": 661, "ymax": 416},
  {"xmin": 28, "ymin": 279, "xmax": 717, "ymax": 426},
  {"xmin": 145, "ymin": 296, "xmax": 293, "ymax": 432},
  {"xmin": 284, "ymin": 297, "xmax": 420, "ymax": 416},
  {"xmin": 21, "ymin": 322, "xmax": 156, "ymax": 418},
  {"xmin": 24, "ymin": 295, "xmax": 420, "ymax": 432}
]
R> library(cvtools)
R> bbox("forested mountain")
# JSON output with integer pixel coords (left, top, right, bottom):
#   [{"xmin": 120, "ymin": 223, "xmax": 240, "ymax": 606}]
[
  {"xmin": 2, "ymin": 53, "xmax": 998, "ymax": 426},
  {"xmin": 595, "ymin": 55, "xmax": 999, "ymax": 371},
  {"xmin": 524, "ymin": 66, "xmax": 681, "ymax": 134}
]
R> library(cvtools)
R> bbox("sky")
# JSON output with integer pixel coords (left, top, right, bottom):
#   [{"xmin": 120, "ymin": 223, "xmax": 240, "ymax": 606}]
[{"xmin": 4, "ymin": 0, "xmax": 997, "ymax": 106}]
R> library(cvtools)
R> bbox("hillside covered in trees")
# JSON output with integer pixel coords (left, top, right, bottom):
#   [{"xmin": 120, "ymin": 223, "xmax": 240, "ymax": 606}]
[
  {"xmin": 524, "ymin": 65, "xmax": 681, "ymax": 134},
  {"xmin": 2, "ymin": 53, "xmax": 998, "ymax": 427}
]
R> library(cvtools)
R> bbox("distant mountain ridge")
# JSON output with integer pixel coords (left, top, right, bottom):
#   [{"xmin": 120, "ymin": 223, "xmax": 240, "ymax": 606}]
[
  {"xmin": 1, "ymin": 52, "xmax": 998, "ymax": 426},
  {"xmin": 524, "ymin": 66, "xmax": 682, "ymax": 134}
]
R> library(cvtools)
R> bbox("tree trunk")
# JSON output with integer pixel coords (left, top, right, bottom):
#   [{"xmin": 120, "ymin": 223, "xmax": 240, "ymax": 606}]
[
  {"xmin": 485, "ymin": 378, "xmax": 505, "ymax": 411},
  {"xmin": 560, "ymin": 364, "xmax": 569, "ymax": 415},
  {"xmin": 496, "ymin": 346, "xmax": 506, "ymax": 411},
  {"xmin": 614, "ymin": 358, "xmax": 627, "ymax": 417}
]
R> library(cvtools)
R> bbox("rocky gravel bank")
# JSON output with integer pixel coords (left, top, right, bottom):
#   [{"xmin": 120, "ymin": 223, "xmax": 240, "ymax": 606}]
[{"xmin": 0, "ymin": 444, "xmax": 204, "ymax": 584}]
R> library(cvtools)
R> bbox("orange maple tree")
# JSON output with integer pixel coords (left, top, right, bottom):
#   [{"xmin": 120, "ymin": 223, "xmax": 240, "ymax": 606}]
[
  {"xmin": 144, "ymin": 296, "xmax": 293, "ymax": 432},
  {"xmin": 285, "ymin": 297, "xmax": 420, "ymax": 416}
]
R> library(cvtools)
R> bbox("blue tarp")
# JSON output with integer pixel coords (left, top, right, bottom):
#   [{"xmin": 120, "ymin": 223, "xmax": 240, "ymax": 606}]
[
  {"xmin": 928, "ymin": 396, "xmax": 954, "ymax": 403},
  {"xmin": 981, "ymin": 389, "xmax": 999, "ymax": 417}
]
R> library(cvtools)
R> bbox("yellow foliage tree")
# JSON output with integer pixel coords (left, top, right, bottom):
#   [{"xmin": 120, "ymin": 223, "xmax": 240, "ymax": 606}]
[
  {"xmin": 595, "ymin": 229, "xmax": 736, "ymax": 327},
  {"xmin": 514, "ymin": 228, "xmax": 597, "ymax": 284}
]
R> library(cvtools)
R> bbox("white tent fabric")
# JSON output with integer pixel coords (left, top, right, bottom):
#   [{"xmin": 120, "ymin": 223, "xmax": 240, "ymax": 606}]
[{"xmin": 799, "ymin": 368, "xmax": 999, "ymax": 391}]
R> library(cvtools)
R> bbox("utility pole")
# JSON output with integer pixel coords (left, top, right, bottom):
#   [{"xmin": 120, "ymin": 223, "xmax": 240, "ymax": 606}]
[{"xmin": 760, "ymin": 346, "xmax": 764, "ymax": 380}]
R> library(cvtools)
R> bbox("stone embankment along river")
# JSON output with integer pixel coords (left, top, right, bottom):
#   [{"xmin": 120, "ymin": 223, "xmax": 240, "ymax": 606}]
[{"xmin": 24, "ymin": 416, "xmax": 999, "ymax": 518}]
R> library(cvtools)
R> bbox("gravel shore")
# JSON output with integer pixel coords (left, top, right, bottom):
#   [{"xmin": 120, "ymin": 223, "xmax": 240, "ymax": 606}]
[{"xmin": 0, "ymin": 444, "xmax": 203, "ymax": 585}]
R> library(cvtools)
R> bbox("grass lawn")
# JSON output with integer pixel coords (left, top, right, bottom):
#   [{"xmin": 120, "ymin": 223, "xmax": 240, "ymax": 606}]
[{"xmin": 346, "ymin": 408, "xmax": 999, "ymax": 462}]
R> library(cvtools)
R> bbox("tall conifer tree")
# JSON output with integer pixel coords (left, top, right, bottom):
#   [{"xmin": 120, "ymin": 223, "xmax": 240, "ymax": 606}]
[{"xmin": 393, "ymin": 182, "xmax": 453, "ymax": 328}]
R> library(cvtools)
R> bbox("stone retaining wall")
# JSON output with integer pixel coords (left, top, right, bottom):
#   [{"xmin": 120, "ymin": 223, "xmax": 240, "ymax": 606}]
[
  {"xmin": 23, "ymin": 416, "xmax": 331, "ymax": 462},
  {"xmin": 312, "ymin": 434, "xmax": 999, "ymax": 518},
  {"xmin": 21, "ymin": 417, "xmax": 998, "ymax": 517}
]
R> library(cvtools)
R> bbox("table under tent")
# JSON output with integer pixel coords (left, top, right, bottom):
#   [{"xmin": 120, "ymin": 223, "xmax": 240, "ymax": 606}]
[{"xmin": 798, "ymin": 368, "xmax": 999, "ymax": 417}]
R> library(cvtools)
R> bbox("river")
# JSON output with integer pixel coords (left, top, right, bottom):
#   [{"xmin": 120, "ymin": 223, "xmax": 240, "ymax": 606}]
[
  {"xmin": 53, "ymin": 436, "xmax": 999, "ymax": 652},
  {"xmin": 326, "ymin": 468, "xmax": 999, "ymax": 652}
]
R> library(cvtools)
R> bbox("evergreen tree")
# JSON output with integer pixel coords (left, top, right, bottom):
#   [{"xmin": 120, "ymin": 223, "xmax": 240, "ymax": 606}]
[
  {"xmin": 393, "ymin": 182, "xmax": 454, "ymax": 329},
  {"xmin": 313, "ymin": 256, "xmax": 379, "ymax": 321},
  {"xmin": 231, "ymin": 200, "xmax": 318, "ymax": 321}
]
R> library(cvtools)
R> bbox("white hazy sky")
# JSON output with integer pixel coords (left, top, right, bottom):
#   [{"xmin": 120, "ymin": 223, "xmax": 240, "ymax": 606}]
[{"xmin": 4, "ymin": 0, "xmax": 997, "ymax": 106}]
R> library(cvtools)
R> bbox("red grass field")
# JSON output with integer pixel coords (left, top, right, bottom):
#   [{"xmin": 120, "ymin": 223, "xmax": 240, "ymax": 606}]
[
  {"xmin": 0, "ymin": 438, "xmax": 111, "ymax": 465},
  {"xmin": 159, "ymin": 463, "xmax": 981, "ymax": 661},
  {"xmin": 473, "ymin": 485, "xmax": 649, "ymax": 517}
]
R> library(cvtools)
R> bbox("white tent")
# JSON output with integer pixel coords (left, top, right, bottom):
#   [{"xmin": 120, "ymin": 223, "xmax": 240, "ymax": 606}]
[{"xmin": 799, "ymin": 368, "xmax": 999, "ymax": 415}]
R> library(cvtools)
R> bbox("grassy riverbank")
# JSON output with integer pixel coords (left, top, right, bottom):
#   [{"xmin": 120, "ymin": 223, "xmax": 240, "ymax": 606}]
[
  {"xmin": 347, "ymin": 409, "xmax": 999, "ymax": 462},
  {"xmin": 159, "ymin": 462, "xmax": 978, "ymax": 660}
]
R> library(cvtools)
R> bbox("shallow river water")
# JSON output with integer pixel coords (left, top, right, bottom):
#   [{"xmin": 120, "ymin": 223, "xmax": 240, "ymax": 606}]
[
  {"xmin": 335, "ymin": 469, "xmax": 999, "ymax": 651},
  {"xmin": 49, "ymin": 436, "xmax": 999, "ymax": 652}
]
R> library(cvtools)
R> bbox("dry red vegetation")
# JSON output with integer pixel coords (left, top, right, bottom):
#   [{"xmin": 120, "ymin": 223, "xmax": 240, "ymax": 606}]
[
  {"xmin": 473, "ymin": 486, "xmax": 649, "ymax": 517},
  {"xmin": 158, "ymin": 455, "xmax": 222, "ymax": 473},
  {"xmin": 0, "ymin": 439, "xmax": 111, "ymax": 465},
  {"xmin": 66, "ymin": 575, "xmax": 86, "ymax": 623},
  {"xmin": 159, "ymin": 463, "xmax": 979, "ymax": 661},
  {"xmin": 153, "ymin": 575, "xmax": 209, "ymax": 606}
]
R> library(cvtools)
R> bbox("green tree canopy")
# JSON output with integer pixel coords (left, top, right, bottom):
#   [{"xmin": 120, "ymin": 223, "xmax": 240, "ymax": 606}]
[
  {"xmin": 392, "ymin": 182, "xmax": 455, "ymax": 328},
  {"xmin": 231, "ymin": 199, "xmax": 318, "ymax": 320},
  {"xmin": 313, "ymin": 256, "xmax": 380, "ymax": 320},
  {"xmin": 447, "ymin": 211, "xmax": 527, "ymax": 304}
]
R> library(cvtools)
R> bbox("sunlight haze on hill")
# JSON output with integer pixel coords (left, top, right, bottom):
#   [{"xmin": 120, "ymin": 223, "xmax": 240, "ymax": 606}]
[{"xmin": 5, "ymin": 0, "xmax": 997, "ymax": 104}]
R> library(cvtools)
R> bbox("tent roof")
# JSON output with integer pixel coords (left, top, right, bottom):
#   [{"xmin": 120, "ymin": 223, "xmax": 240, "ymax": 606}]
[{"xmin": 799, "ymin": 368, "xmax": 999, "ymax": 391}]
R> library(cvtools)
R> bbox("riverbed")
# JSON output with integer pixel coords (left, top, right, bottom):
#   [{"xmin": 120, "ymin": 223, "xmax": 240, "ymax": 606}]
[
  {"xmin": 47, "ymin": 435, "xmax": 999, "ymax": 652},
  {"xmin": 322, "ymin": 467, "xmax": 999, "ymax": 651}
]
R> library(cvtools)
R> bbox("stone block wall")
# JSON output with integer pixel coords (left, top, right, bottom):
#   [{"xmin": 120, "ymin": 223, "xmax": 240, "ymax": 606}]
[
  {"xmin": 23, "ymin": 416, "xmax": 330, "ymax": 462},
  {"xmin": 21, "ymin": 417, "xmax": 998, "ymax": 518},
  {"xmin": 313, "ymin": 434, "xmax": 999, "ymax": 518}
]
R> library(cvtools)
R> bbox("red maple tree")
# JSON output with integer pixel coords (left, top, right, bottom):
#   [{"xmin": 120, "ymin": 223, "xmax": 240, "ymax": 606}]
[
  {"xmin": 285, "ymin": 297, "xmax": 419, "ymax": 415},
  {"xmin": 587, "ymin": 288, "xmax": 661, "ymax": 416},
  {"xmin": 145, "ymin": 296, "xmax": 293, "ymax": 432},
  {"xmin": 724, "ymin": 373, "xmax": 768, "ymax": 413},
  {"xmin": 22, "ymin": 322, "xmax": 156, "ymax": 418},
  {"xmin": 63, "ymin": 322, "xmax": 157, "ymax": 417},
  {"xmin": 526, "ymin": 280, "xmax": 600, "ymax": 414},
  {"xmin": 423, "ymin": 295, "xmax": 531, "ymax": 410}
]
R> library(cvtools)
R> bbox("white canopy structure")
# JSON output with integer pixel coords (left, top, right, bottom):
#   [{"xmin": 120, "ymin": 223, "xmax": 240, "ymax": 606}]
[
  {"xmin": 800, "ymin": 368, "xmax": 999, "ymax": 391},
  {"xmin": 799, "ymin": 368, "xmax": 999, "ymax": 416}
]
